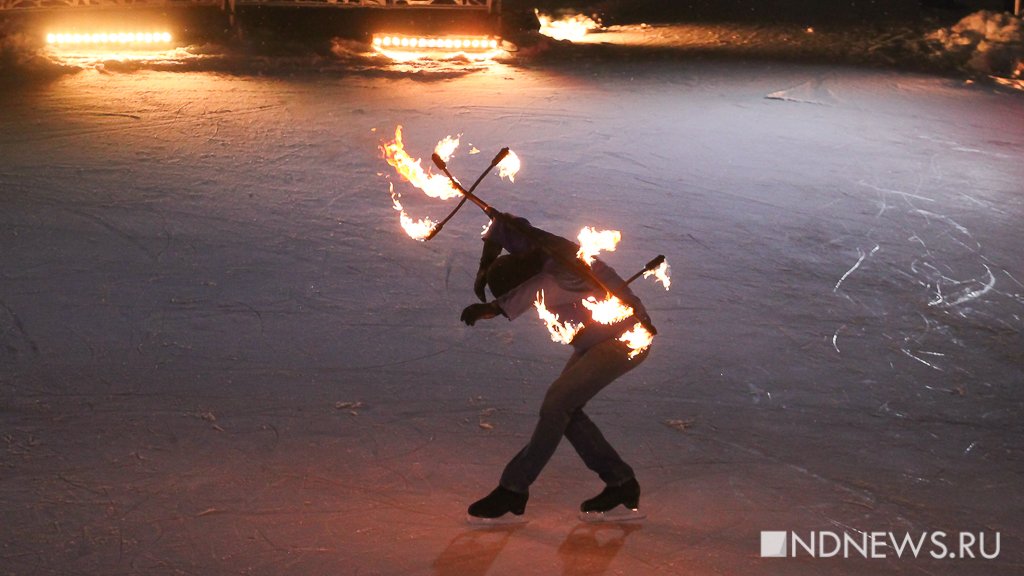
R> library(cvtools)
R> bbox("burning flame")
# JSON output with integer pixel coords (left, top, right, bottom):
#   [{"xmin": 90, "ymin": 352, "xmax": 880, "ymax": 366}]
[
  {"xmin": 389, "ymin": 182, "xmax": 436, "ymax": 241},
  {"xmin": 581, "ymin": 295, "xmax": 634, "ymax": 325},
  {"xmin": 644, "ymin": 260, "xmax": 671, "ymax": 290},
  {"xmin": 497, "ymin": 150, "xmax": 521, "ymax": 183},
  {"xmin": 535, "ymin": 10, "xmax": 601, "ymax": 42},
  {"xmin": 576, "ymin": 227, "xmax": 621, "ymax": 265},
  {"xmin": 619, "ymin": 323, "xmax": 654, "ymax": 359},
  {"xmin": 434, "ymin": 134, "xmax": 461, "ymax": 163},
  {"xmin": 381, "ymin": 125, "xmax": 523, "ymax": 242},
  {"xmin": 380, "ymin": 125, "xmax": 462, "ymax": 201},
  {"xmin": 534, "ymin": 291, "xmax": 585, "ymax": 344}
]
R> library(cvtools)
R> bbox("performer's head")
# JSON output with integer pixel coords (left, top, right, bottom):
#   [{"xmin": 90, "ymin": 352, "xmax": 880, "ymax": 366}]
[{"xmin": 486, "ymin": 249, "xmax": 544, "ymax": 298}]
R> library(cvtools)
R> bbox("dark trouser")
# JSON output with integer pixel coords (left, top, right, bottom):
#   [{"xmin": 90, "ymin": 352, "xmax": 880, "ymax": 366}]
[{"xmin": 499, "ymin": 338, "xmax": 649, "ymax": 494}]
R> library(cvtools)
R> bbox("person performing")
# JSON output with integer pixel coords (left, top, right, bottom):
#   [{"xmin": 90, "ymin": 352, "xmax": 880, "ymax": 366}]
[{"xmin": 460, "ymin": 212, "xmax": 654, "ymax": 524}]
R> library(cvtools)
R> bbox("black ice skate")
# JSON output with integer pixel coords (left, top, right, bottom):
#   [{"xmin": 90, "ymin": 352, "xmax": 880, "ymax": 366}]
[
  {"xmin": 579, "ymin": 478, "xmax": 646, "ymax": 523},
  {"xmin": 466, "ymin": 486, "xmax": 529, "ymax": 526}
]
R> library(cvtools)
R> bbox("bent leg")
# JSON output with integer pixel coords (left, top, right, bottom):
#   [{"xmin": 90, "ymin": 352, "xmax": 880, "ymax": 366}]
[
  {"xmin": 564, "ymin": 409, "xmax": 635, "ymax": 486},
  {"xmin": 499, "ymin": 339, "xmax": 648, "ymax": 493}
]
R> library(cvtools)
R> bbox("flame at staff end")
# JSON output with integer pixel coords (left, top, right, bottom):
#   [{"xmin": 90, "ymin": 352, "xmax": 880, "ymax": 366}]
[
  {"xmin": 534, "ymin": 290, "xmax": 585, "ymax": 344},
  {"xmin": 619, "ymin": 323, "xmax": 654, "ymax": 359},
  {"xmin": 434, "ymin": 134, "xmax": 461, "ymax": 163},
  {"xmin": 380, "ymin": 125, "xmax": 462, "ymax": 201},
  {"xmin": 389, "ymin": 182, "xmax": 437, "ymax": 241},
  {"xmin": 644, "ymin": 260, "xmax": 672, "ymax": 290},
  {"xmin": 497, "ymin": 149, "xmax": 521, "ymax": 183},
  {"xmin": 576, "ymin": 226, "xmax": 621, "ymax": 265}
]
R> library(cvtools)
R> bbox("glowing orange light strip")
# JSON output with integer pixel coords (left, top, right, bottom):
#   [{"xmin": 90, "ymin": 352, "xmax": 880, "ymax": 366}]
[
  {"xmin": 371, "ymin": 34, "xmax": 500, "ymax": 52},
  {"xmin": 46, "ymin": 32, "xmax": 173, "ymax": 46}
]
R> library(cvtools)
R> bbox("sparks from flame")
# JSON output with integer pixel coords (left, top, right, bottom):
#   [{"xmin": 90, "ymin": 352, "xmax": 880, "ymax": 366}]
[
  {"xmin": 497, "ymin": 150, "xmax": 521, "ymax": 183},
  {"xmin": 535, "ymin": 10, "xmax": 602, "ymax": 42},
  {"xmin": 389, "ymin": 182, "xmax": 436, "ymax": 241},
  {"xmin": 577, "ymin": 227, "xmax": 621, "ymax": 265},
  {"xmin": 644, "ymin": 260, "xmax": 671, "ymax": 290},
  {"xmin": 381, "ymin": 125, "xmax": 462, "ymax": 201},
  {"xmin": 534, "ymin": 291, "xmax": 586, "ymax": 344}
]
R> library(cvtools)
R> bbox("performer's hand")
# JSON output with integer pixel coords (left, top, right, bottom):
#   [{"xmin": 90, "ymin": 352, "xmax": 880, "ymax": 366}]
[
  {"xmin": 473, "ymin": 269, "xmax": 488, "ymax": 302},
  {"xmin": 461, "ymin": 302, "xmax": 500, "ymax": 326}
]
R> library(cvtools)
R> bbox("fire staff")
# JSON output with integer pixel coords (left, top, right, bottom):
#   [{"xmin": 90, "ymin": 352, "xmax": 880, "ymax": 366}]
[{"xmin": 461, "ymin": 212, "xmax": 652, "ymax": 523}]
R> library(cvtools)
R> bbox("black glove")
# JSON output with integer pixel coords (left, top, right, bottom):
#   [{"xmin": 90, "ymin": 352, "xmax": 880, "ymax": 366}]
[{"xmin": 461, "ymin": 302, "xmax": 501, "ymax": 326}]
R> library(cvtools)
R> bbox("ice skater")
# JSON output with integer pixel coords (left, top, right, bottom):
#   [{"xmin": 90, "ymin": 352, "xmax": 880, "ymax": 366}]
[{"xmin": 460, "ymin": 211, "xmax": 653, "ymax": 524}]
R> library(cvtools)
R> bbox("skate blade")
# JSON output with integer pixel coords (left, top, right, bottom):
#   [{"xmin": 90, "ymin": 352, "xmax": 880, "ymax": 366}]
[
  {"xmin": 465, "ymin": 512, "xmax": 529, "ymax": 527},
  {"xmin": 578, "ymin": 505, "xmax": 646, "ymax": 524}
]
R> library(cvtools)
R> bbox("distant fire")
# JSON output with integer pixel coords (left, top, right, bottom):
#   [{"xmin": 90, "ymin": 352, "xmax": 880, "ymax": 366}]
[{"xmin": 535, "ymin": 11, "xmax": 601, "ymax": 42}]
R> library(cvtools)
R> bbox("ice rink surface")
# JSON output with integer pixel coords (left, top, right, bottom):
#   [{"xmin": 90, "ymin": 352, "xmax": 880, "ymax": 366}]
[{"xmin": 1, "ymin": 46, "xmax": 1023, "ymax": 574}]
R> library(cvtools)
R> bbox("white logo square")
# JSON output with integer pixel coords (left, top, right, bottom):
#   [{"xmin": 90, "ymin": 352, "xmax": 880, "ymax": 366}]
[{"xmin": 761, "ymin": 531, "xmax": 788, "ymax": 558}]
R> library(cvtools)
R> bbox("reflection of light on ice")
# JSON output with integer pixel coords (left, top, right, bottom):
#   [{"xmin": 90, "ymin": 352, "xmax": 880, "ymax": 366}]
[{"xmin": 45, "ymin": 46, "xmax": 203, "ymax": 68}]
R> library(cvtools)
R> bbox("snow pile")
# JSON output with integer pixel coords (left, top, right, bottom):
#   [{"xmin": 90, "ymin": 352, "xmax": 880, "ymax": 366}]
[
  {"xmin": 928, "ymin": 10, "xmax": 1024, "ymax": 81},
  {"xmin": 0, "ymin": 24, "xmax": 72, "ymax": 79}
]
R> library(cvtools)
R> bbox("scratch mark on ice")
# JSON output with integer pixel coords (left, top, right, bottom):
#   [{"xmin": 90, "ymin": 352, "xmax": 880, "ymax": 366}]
[
  {"xmin": 901, "ymin": 348, "xmax": 943, "ymax": 371},
  {"xmin": 832, "ymin": 325, "xmax": 844, "ymax": 353},
  {"xmin": 914, "ymin": 209, "xmax": 980, "ymax": 250},
  {"xmin": 1003, "ymin": 269, "xmax": 1024, "ymax": 290},
  {"xmin": 834, "ymin": 245, "xmax": 879, "ymax": 293},
  {"xmin": 857, "ymin": 180, "xmax": 935, "ymax": 203},
  {"xmin": 931, "ymin": 265, "xmax": 996, "ymax": 308}
]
